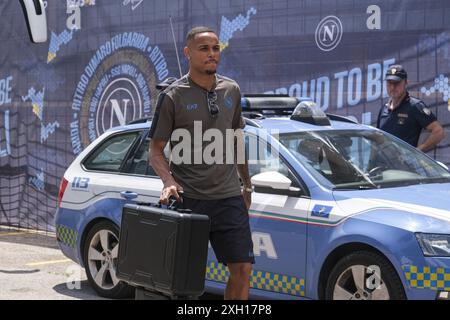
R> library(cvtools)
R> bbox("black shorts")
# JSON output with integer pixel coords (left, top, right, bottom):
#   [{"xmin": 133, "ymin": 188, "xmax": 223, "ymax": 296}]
[{"xmin": 182, "ymin": 195, "xmax": 255, "ymax": 265}]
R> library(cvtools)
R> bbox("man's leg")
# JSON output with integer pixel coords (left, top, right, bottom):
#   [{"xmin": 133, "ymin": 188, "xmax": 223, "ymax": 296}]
[{"xmin": 225, "ymin": 262, "xmax": 252, "ymax": 300}]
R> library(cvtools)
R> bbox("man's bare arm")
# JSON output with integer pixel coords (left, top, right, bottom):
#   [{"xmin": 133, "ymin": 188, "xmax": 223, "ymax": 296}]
[
  {"xmin": 237, "ymin": 161, "xmax": 252, "ymax": 188},
  {"xmin": 149, "ymin": 139, "xmax": 183, "ymax": 203},
  {"xmin": 235, "ymin": 129, "xmax": 252, "ymax": 209},
  {"xmin": 418, "ymin": 121, "xmax": 445, "ymax": 152}
]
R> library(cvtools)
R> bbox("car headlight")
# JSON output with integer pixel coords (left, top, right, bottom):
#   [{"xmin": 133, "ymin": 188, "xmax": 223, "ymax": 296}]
[{"xmin": 415, "ymin": 233, "xmax": 450, "ymax": 257}]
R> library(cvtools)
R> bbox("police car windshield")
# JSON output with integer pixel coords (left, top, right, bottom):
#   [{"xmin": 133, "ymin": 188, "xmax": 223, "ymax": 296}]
[{"xmin": 279, "ymin": 130, "xmax": 450, "ymax": 189}]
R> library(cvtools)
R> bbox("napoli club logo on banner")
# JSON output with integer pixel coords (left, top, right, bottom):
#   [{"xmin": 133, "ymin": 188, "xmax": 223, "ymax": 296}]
[
  {"xmin": 315, "ymin": 15, "xmax": 343, "ymax": 52},
  {"xmin": 70, "ymin": 32, "xmax": 170, "ymax": 155}
]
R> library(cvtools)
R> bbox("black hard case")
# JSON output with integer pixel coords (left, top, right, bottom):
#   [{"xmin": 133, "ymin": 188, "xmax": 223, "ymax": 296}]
[{"xmin": 117, "ymin": 203, "xmax": 210, "ymax": 298}]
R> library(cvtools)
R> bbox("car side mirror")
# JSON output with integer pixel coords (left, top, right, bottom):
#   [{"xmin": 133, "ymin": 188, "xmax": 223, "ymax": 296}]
[
  {"xmin": 251, "ymin": 171, "xmax": 302, "ymax": 196},
  {"xmin": 20, "ymin": 0, "xmax": 47, "ymax": 43}
]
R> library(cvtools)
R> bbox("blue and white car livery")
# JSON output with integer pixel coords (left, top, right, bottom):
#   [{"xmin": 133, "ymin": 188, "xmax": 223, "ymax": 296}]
[{"xmin": 55, "ymin": 96, "xmax": 450, "ymax": 300}]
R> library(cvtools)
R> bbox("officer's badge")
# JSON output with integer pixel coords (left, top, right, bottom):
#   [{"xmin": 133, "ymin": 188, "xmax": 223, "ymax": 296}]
[
  {"xmin": 397, "ymin": 114, "xmax": 407, "ymax": 125},
  {"xmin": 391, "ymin": 68, "xmax": 397, "ymax": 74},
  {"xmin": 422, "ymin": 107, "xmax": 431, "ymax": 115}
]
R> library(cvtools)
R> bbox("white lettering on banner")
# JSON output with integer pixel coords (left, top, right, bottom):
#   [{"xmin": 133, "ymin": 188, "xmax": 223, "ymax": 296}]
[
  {"xmin": 367, "ymin": 63, "xmax": 382, "ymax": 102},
  {"xmin": 266, "ymin": 58, "xmax": 397, "ymax": 121},
  {"xmin": 335, "ymin": 70, "xmax": 348, "ymax": 109},
  {"xmin": 0, "ymin": 110, "xmax": 11, "ymax": 158},
  {"xmin": 367, "ymin": 5, "xmax": 381, "ymax": 30},
  {"xmin": 0, "ymin": 76, "xmax": 12, "ymax": 157},
  {"xmin": 109, "ymin": 98, "xmax": 130, "ymax": 127},
  {"xmin": 362, "ymin": 112, "xmax": 372, "ymax": 125},
  {"xmin": 323, "ymin": 24, "xmax": 335, "ymax": 42},
  {"xmin": 0, "ymin": 76, "xmax": 12, "ymax": 105},
  {"xmin": 316, "ymin": 76, "xmax": 330, "ymax": 111},
  {"xmin": 67, "ymin": 0, "xmax": 96, "ymax": 8},
  {"xmin": 348, "ymin": 68, "xmax": 362, "ymax": 106},
  {"xmin": 123, "ymin": 0, "xmax": 143, "ymax": 11},
  {"xmin": 252, "ymin": 232, "xmax": 278, "ymax": 259}
]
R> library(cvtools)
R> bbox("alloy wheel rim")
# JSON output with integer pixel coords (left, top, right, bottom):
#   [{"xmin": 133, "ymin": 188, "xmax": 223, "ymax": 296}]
[
  {"xmin": 333, "ymin": 264, "xmax": 390, "ymax": 300},
  {"xmin": 88, "ymin": 229, "xmax": 120, "ymax": 290}
]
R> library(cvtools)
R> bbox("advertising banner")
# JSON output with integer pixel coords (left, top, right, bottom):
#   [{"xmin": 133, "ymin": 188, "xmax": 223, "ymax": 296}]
[{"xmin": 1, "ymin": 0, "xmax": 449, "ymax": 230}]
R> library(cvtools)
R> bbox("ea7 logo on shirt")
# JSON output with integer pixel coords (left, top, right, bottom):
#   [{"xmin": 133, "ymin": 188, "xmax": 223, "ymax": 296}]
[{"xmin": 186, "ymin": 104, "xmax": 198, "ymax": 111}]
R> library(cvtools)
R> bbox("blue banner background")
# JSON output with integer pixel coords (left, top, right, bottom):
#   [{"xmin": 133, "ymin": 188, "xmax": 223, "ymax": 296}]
[{"xmin": 1, "ymin": 0, "xmax": 449, "ymax": 230}]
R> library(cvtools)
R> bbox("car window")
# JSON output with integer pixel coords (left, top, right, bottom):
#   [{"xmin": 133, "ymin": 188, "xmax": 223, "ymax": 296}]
[
  {"xmin": 279, "ymin": 130, "xmax": 450, "ymax": 189},
  {"xmin": 245, "ymin": 134, "xmax": 300, "ymax": 188},
  {"xmin": 84, "ymin": 132, "xmax": 139, "ymax": 172},
  {"xmin": 124, "ymin": 136, "xmax": 157, "ymax": 176}
]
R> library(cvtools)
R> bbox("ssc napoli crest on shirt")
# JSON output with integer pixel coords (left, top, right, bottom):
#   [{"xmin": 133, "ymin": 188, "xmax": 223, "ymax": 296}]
[{"xmin": 225, "ymin": 96, "xmax": 233, "ymax": 109}]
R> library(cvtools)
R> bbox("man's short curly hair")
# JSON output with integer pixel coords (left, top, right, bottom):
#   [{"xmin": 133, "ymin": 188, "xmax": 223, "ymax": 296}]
[{"xmin": 186, "ymin": 26, "xmax": 217, "ymax": 45}]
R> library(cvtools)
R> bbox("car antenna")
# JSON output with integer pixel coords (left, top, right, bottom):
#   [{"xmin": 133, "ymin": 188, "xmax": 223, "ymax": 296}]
[{"xmin": 169, "ymin": 15, "xmax": 183, "ymax": 78}]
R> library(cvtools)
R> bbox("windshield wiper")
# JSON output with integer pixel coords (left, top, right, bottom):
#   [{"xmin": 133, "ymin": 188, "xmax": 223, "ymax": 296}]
[
  {"xmin": 417, "ymin": 177, "xmax": 450, "ymax": 185},
  {"xmin": 333, "ymin": 182, "xmax": 378, "ymax": 190},
  {"xmin": 357, "ymin": 184, "xmax": 378, "ymax": 189},
  {"xmin": 368, "ymin": 177, "xmax": 450, "ymax": 189}
]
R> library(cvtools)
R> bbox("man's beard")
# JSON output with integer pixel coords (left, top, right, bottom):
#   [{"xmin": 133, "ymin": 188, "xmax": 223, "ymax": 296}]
[{"xmin": 206, "ymin": 69, "xmax": 217, "ymax": 75}]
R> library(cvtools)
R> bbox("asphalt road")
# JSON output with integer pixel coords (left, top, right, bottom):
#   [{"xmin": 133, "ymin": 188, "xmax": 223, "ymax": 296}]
[
  {"xmin": 0, "ymin": 228, "xmax": 221, "ymax": 300},
  {"xmin": 0, "ymin": 229, "xmax": 104, "ymax": 300}
]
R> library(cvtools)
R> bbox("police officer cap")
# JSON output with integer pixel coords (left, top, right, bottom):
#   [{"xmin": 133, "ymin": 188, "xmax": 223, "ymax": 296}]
[{"xmin": 386, "ymin": 65, "xmax": 407, "ymax": 82}]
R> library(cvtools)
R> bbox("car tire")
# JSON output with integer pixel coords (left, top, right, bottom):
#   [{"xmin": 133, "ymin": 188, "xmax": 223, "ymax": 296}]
[
  {"xmin": 83, "ymin": 220, "xmax": 133, "ymax": 299},
  {"xmin": 325, "ymin": 251, "xmax": 406, "ymax": 300}
]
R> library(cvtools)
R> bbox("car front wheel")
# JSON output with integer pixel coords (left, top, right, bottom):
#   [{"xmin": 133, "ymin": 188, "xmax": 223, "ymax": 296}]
[
  {"xmin": 83, "ymin": 220, "xmax": 133, "ymax": 299},
  {"xmin": 325, "ymin": 251, "xmax": 406, "ymax": 300}
]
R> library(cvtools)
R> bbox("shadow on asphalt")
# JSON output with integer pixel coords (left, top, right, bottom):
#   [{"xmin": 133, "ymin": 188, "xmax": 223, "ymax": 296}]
[
  {"xmin": 53, "ymin": 280, "xmax": 223, "ymax": 300},
  {"xmin": 0, "ymin": 231, "xmax": 59, "ymax": 249},
  {"xmin": 0, "ymin": 230, "xmax": 224, "ymax": 300},
  {"xmin": 53, "ymin": 280, "xmax": 108, "ymax": 300},
  {"xmin": 0, "ymin": 269, "xmax": 40, "ymax": 275}
]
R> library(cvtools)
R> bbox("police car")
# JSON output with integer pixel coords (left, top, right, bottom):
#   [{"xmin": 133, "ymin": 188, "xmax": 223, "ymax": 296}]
[{"xmin": 55, "ymin": 95, "xmax": 450, "ymax": 300}]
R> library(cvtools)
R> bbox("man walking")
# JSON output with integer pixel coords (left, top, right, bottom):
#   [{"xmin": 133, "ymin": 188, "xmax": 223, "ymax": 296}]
[{"xmin": 149, "ymin": 26, "xmax": 254, "ymax": 300}]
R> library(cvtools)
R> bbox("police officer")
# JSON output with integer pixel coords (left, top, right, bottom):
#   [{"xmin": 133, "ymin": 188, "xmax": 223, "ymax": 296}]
[{"xmin": 377, "ymin": 65, "xmax": 445, "ymax": 152}]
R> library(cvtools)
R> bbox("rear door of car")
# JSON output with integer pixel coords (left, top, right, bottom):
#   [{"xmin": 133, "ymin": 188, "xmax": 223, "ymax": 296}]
[{"xmin": 80, "ymin": 129, "xmax": 162, "ymax": 217}]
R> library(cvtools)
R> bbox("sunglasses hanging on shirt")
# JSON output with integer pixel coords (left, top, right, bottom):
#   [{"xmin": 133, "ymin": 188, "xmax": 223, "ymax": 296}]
[{"xmin": 206, "ymin": 91, "xmax": 219, "ymax": 118}]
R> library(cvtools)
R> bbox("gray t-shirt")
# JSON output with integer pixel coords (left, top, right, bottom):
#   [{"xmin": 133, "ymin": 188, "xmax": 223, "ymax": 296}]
[{"xmin": 149, "ymin": 74, "xmax": 245, "ymax": 200}]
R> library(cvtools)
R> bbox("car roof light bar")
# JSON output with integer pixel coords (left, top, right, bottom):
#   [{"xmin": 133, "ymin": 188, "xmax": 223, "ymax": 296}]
[{"xmin": 291, "ymin": 101, "xmax": 331, "ymax": 126}]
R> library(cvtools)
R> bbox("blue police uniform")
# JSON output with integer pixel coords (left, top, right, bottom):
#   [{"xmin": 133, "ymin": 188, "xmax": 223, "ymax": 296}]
[{"xmin": 377, "ymin": 92, "xmax": 436, "ymax": 147}]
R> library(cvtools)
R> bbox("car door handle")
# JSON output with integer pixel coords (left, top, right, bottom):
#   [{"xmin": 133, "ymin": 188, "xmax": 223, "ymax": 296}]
[{"xmin": 120, "ymin": 191, "xmax": 138, "ymax": 200}]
